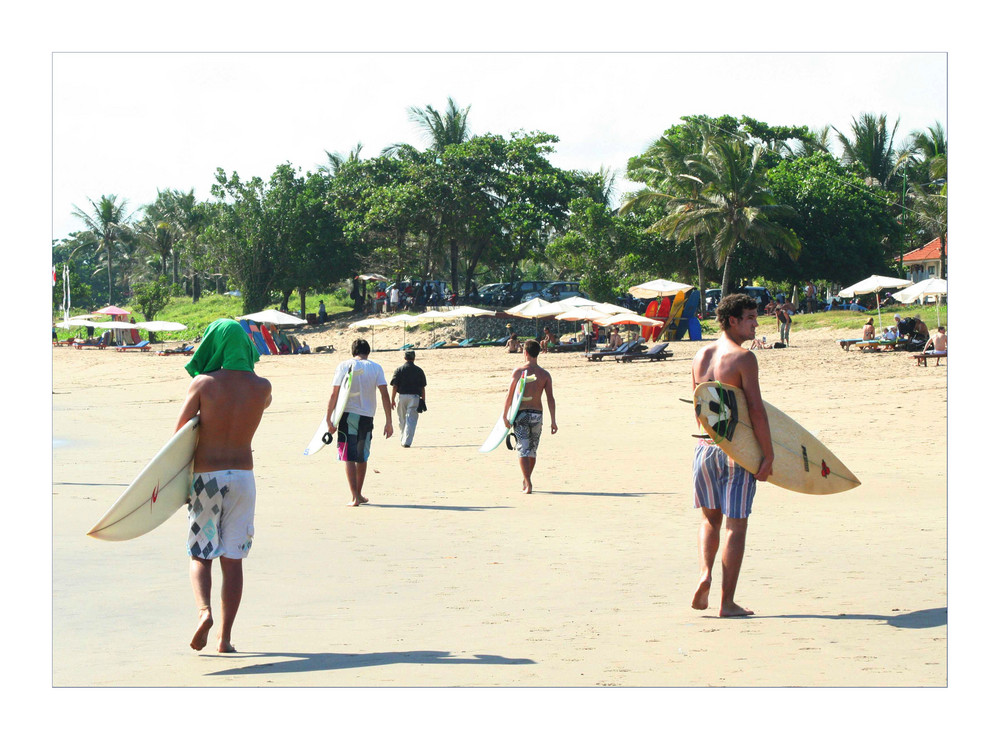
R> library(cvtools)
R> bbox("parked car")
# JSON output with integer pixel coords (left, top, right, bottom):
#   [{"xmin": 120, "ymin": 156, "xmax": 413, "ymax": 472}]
[
  {"xmin": 703, "ymin": 286, "xmax": 774, "ymax": 315},
  {"xmin": 534, "ymin": 281, "xmax": 588, "ymax": 302},
  {"xmin": 476, "ymin": 282, "xmax": 507, "ymax": 306},
  {"xmin": 506, "ymin": 281, "xmax": 549, "ymax": 305}
]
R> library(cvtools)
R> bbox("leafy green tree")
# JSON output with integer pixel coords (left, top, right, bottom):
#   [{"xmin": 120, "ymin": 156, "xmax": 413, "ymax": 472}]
[
  {"xmin": 547, "ymin": 197, "xmax": 652, "ymax": 301},
  {"xmin": 268, "ymin": 166, "xmax": 354, "ymax": 316},
  {"xmin": 71, "ymin": 194, "xmax": 134, "ymax": 305},
  {"xmin": 208, "ymin": 169, "xmax": 285, "ymax": 313},
  {"xmin": 759, "ymin": 153, "xmax": 900, "ymax": 283},
  {"xmin": 130, "ymin": 276, "xmax": 173, "ymax": 342}
]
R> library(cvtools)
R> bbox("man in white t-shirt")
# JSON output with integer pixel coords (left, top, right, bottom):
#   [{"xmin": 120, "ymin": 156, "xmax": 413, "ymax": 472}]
[
  {"xmin": 389, "ymin": 286, "xmax": 400, "ymax": 313},
  {"xmin": 327, "ymin": 339, "xmax": 393, "ymax": 505}
]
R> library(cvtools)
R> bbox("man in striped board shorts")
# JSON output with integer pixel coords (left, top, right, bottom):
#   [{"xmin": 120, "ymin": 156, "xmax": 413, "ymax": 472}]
[{"xmin": 690, "ymin": 293, "xmax": 774, "ymax": 618}]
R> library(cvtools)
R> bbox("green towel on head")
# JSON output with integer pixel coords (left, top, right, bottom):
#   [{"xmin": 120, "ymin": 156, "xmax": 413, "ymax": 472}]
[{"xmin": 185, "ymin": 319, "xmax": 260, "ymax": 377}]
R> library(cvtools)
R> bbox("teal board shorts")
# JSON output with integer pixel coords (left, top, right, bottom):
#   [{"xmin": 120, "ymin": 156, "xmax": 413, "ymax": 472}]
[{"xmin": 338, "ymin": 412, "xmax": 374, "ymax": 462}]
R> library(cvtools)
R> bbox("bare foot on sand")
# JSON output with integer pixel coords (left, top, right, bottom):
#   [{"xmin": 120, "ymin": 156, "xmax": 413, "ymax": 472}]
[
  {"xmin": 692, "ymin": 580, "xmax": 711, "ymax": 610},
  {"xmin": 349, "ymin": 496, "xmax": 369, "ymax": 507},
  {"xmin": 190, "ymin": 608, "xmax": 213, "ymax": 651},
  {"xmin": 217, "ymin": 640, "xmax": 237, "ymax": 653},
  {"xmin": 720, "ymin": 602, "xmax": 754, "ymax": 618}
]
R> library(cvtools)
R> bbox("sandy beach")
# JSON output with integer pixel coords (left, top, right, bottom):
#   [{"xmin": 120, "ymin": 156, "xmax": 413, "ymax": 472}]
[{"xmin": 51, "ymin": 322, "xmax": 947, "ymax": 689}]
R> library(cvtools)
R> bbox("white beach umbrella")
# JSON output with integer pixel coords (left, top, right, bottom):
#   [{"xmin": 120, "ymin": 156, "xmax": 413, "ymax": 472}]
[
  {"xmin": 592, "ymin": 301, "xmax": 635, "ymax": 315},
  {"xmin": 837, "ymin": 274, "xmax": 913, "ymax": 298},
  {"xmin": 382, "ymin": 312, "xmax": 423, "ymax": 346},
  {"xmin": 54, "ymin": 318, "xmax": 97, "ymax": 329},
  {"xmin": 92, "ymin": 320, "xmax": 137, "ymax": 330},
  {"xmin": 237, "ymin": 309, "xmax": 308, "ymax": 326},
  {"xmin": 548, "ymin": 296, "xmax": 598, "ymax": 312},
  {"xmin": 506, "ymin": 297, "xmax": 561, "ymax": 337},
  {"xmin": 892, "ymin": 277, "xmax": 947, "ymax": 304},
  {"xmin": 838, "ymin": 274, "xmax": 913, "ymax": 330},
  {"xmin": 593, "ymin": 313, "xmax": 665, "ymax": 328},
  {"xmin": 349, "ymin": 315, "xmax": 388, "ymax": 349},
  {"xmin": 417, "ymin": 309, "xmax": 459, "ymax": 342},
  {"xmin": 134, "ymin": 321, "xmax": 188, "ymax": 332},
  {"xmin": 444, "ymin": 305, "xmax": 497, "ymax": 317},
  {"xmin": 554, "ymin": 306, "xmax": 615, "ymax": 322},
  {"xmin": 892, "ymin": 278, "xmax": 948, "ymax": 325},
  {"xmin": 628, "ymin": 279, "xmax": 693, "ymax": 299},
  {"xmin": 506, "ymin": 297, "xmax": 559, "ymax": 318}
]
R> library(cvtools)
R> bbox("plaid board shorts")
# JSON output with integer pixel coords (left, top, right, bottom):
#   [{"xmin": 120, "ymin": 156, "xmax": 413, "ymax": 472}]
[
  {"xmin": 692, "ymin": 439, "xmax": 756, "ymax": 518},
  {"xmin": 187, "ymin": 469, "xmax": 256, "ymax": 559}
]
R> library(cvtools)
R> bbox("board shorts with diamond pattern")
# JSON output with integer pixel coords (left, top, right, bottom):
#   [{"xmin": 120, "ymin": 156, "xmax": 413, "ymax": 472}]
[
  {"xmin": 692, "ymin": 439, "xmax": 755, "ymax": 518},
  {"xmin": 187, "ymin": 469, "xmax": 256, "ymax": 559},
  {"xmin": 513, "ymin": 409, "xmax": 543, "ymax": 458}
]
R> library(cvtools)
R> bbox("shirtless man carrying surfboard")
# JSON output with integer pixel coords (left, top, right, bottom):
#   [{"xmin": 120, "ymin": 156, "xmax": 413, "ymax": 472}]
[
  {"xmin": 690, "ymin": 294, "xmax": 773, "ymax": 617},
  {"xmin": 176, "ymin": 319, "xmax": 272, "ymax": 652},
  {"xmin": 504, "ymin": 339, "xmax": 557, "ymax": 494}
]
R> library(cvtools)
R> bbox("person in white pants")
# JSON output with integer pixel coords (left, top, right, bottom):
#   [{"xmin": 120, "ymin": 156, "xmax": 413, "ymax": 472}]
[{"xmin": 389, "ymin": 350, "xmax": 427, "ymax": 448}]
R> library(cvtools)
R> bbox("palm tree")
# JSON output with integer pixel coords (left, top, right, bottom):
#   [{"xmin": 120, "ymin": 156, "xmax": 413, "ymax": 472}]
[
  {"xmin": 72, "ymin": 194, "xmax": 133, "ymax": 304},
  {"xmin": 321, "ymin": 142, "xmax": 364, "ymax": 175},
  {"xmin": 908, "ymin": 122, "xmax": 948, "ymax": 184},
  {"xmin": 791, "ymin": 125, "xmax": 833, "ymax": 158},
  {"xmin": 909, "ymin": 184, "xmax": 947, "ymax": 278},
  {"xmin": 407, "ymin": 97, "xmax": 471, "ymax": 152},
  {"xmin": 657, "ymin": 138, "xmax": 802, "ymax": 294},
  {"xmin": 620, "ymin": 127, "xmax": 714, "ymax": 309},
  {"xmin": 833, "ymin": 113, "xmax": 902, "ymax": 188}
]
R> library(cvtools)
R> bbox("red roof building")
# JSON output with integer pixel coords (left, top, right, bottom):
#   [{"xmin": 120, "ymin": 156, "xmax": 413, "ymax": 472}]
[{"xmin": 901, "ymin": 236, "xmax": 947, "ymax": 281}]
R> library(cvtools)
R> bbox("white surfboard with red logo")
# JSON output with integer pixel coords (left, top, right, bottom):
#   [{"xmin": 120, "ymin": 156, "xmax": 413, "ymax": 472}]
[{"xmin": 87, "ymin": 416, "xmax": 199, "ymax": 540}]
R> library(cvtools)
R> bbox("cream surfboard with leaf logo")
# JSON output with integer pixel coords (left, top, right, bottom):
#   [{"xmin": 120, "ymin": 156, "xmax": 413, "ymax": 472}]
[{"xmin": 693, "ymin": 382, "xmax": 860, "ymax": 495}]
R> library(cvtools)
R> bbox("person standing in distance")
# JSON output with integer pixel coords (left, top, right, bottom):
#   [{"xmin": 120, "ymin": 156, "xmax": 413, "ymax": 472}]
[
  {"xmin": 690, "ymin": 293, "xmax": 773, "ymax": 618},
  {"xmin": 390, "ymin": 349, "xmax": 427, "ymax": 448},
  {"xmin": 176, "ymin": 319, "xmax": 272, "ymax": 653},
  {"xmin": 504, "ymin": 339, "xmax": 557, "ymax": 495},
  {"xmin": 327, "ymin": 338, "xmax": 393, "ymax": 506}
]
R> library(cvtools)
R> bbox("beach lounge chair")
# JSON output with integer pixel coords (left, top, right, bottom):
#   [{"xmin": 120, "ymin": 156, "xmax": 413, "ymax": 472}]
[
  {"xmin": 115, "ymin": 340, "xmax": 151, "ymax": 352},
  {"xmin": 156, "ymin": 345, "xmax": 195, "ymax": 356},
  {"xmin": 585, "ymin": 339, "xmax": 642, "ymax": 361},
  {"xmin": 912, "ymin": 351, "xmax": 947, "ymax": 367},
  {"xmin": 856, "ymin": 339, "xmax": 902, "ymax": 352},
  {"xmin": 617, "ymin": 342, "xmax": 672, "ymax": 363},
  {"xmin": 838, "ymin": 339, "xmax": 864, "ymax": 351},
  {"xmin": 549, "ymin": 340, "xmax": 586, "ymax": 353},
  {"xmin": 73, "ymin": 337, "xmax": 107, "ymax": 350},
  {"xmin": 426, "ymin": 340, "xmax": 447, "ymax": 349}
]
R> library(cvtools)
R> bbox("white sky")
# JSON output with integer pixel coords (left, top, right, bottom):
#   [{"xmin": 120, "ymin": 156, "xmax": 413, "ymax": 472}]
[{"xmin": 51, "ymin": 51, "xmax": 946, "ymax": 241}]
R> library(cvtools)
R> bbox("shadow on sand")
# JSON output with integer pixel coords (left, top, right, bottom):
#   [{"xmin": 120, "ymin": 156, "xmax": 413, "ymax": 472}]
[
  {"xmin": 367, "ymin": 504, "xmax": 512, "ymax": 512},
  {"xmin": 532, "ymin": 490, "xmax": 678, "ymax": 498},
  {"xmin": 756, "ymin": 607, "xmax": 946, "ymax": 629},
  {"xmin": 204, "ymin": 650, "xmax": 535, "ymax": 677}
]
